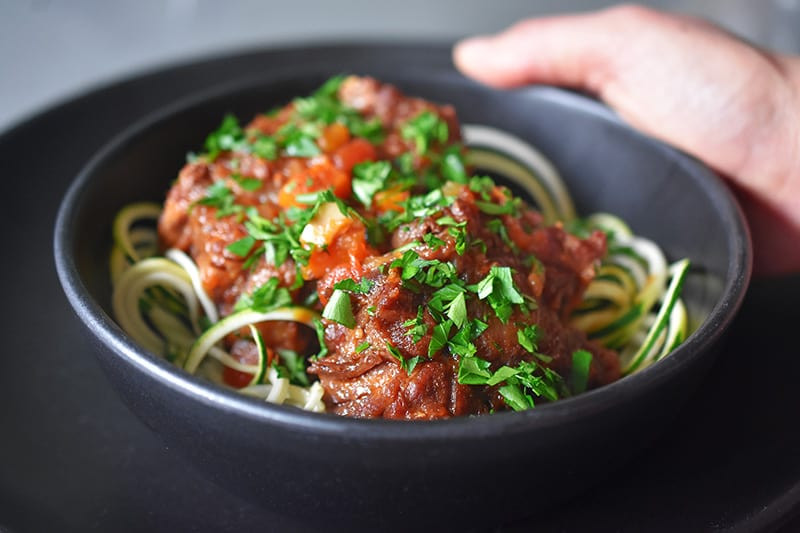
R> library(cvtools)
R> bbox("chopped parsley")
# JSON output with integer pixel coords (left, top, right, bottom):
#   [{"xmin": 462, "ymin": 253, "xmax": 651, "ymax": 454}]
[
  {"xmin": 233, "ymin": 277, "xmax": 292, "ymax": 313},
  {"xmin": 226, "ymin": 235, "xmax": 256, "ymax": 257},
  {"xmin": 274, "ymin": 349, "xmax": 310, "ymax": 387},
  {"xmin": 403, "ymin": 306, "xmax": 428, "ymax": 343},
  {"xmin": 428, "ymin": 319, "xmax": 452, "ymax": 357},
  {"xmin": 352, "ymin": 160, "xmax": 392, "ymax": 207},
  {"xmin": 204, "ymin": 114, "xmax": 246, "ymax": 160},
  {"xmin": 440, "ymin": 146, "xmax": 467, "ymax": 183},
  {"xmin": 517, "ymin": 324, "xmax": 541, "ymax": 354},
  {"xmin": 322, "ymin": 289, "xmax": 356, "ymax": 328},
  {"xmin": 292, "ymin": 75, "xmax": 384, "ymax": 144},
  {"xmin": 312, "ymin": 318, "xmax": 328, "ymax": 360},
  {"xmin": 390, "ymin": 249, "xmax": 436, "ymax": 281},
  {"xmin": 203, "ymin": 115, "xmax": 279, "ymax": 162},
  {"xmin": 423, "ymin": 233, "xmax": 446, "ymax": 250},
  {"xmin": 281, "ymin": 124, "xmax": 321, "ymax": 157},
  {"xmin": 355, "ymin": 341, "xmax": 371, "ymax": 354},
  {"xmin": 401, "ymin": 111, "xmax": 449, "ymax": 154},
  {"xmin": 386, "ymin": 342, "xmax": 422, "ymax": 375},
  {"xmin": 196, "ymin": 181, "xmax": 241, "ymax": 217},
  {"xmin": 456, "ymin": 354, "xmax": 564, "ymax": 411},
  {"xmin": 251, "ymin": 134, "xmax": 278, "ymax": 160},
  {"xmin": 444, "ymin": 291, "xmax": 468, "ymax": 328},
  {"xmin": 469, "ymin": 266, "xmax": 526, "ymax": 323},
  {"xmin": 230, "ymin": 173, "xmax": 263, "ymax": 192},
  {"xmin": 333, "ymin": 277, "xmax": 374, "ymax": 294},
  {"xmin": 570, "ymin": 349, "xmax": 592, "ymax": 395}
]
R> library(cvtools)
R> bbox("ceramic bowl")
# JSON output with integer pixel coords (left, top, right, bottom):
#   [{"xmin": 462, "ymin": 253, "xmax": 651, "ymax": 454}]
[{"xmin": 54, "ymin": 68, "xmax": 751, "ymax": 529}]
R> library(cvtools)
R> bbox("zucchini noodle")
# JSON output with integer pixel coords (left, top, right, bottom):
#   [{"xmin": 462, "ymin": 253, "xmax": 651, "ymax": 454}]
[
  {"xmin": 110, "ymin": 207, "xmax": 325, "ymax": 412},
  {"xmin": 110, "ymin": 123, "xmax": 690, "ymax": 415}
]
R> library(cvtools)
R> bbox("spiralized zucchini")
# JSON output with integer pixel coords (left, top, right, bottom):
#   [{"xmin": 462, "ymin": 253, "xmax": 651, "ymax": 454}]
[
  {"xmin": 109, "ymin": 205, "xmax": 326, "ymax": 412},
  {"xmin": 110, "ymin": 124, "xmax": 690, "ymax": 415}
]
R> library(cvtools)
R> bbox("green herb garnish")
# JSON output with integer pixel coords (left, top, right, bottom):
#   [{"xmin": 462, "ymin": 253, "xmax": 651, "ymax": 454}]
[
  {"xmin": 233, "ymin": 277, "xmax": 292, "ymax": 313},
  {"xmin": 570, "ymin": 349, "xmax": 592, "ymax": 395},
  {"xmin": 401, "ymin": 111, "xmax": 449, "ymax": 154},
  {"xmin": 322, "ymin": 289, "xmax": 356, "ymax": 328},
  {"xmin": 274, "ymin": 349, "xmax": 310, "ymax": 387},
  {"xmin": 352, "ymin": 160, "xmax": 392, "ymax": 207}
]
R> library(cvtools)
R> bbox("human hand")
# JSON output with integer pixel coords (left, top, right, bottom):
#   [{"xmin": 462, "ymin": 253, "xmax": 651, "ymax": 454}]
[{"xmin": 454, "ymin": 4, "xmax": 800, "ymax": 276}]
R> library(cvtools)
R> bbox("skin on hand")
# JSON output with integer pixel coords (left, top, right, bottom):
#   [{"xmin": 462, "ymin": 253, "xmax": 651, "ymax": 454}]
[{"xmin": 454, "ymin": 4, "xmax": 800, "ymax": 276}]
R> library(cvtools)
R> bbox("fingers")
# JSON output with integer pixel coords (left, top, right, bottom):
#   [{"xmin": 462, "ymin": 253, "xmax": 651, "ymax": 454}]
[
  {"xmin": 454, "ymin": 5, "xmax": 800, "ymax": 275},
  {"xmin": 454, "ymin": 14, "xmax": 607, "ymax": 91},
  {"xmin": 453, "ymin": 5, "xmax": 654, "ymax": 92},
  {"xmin": 452, "ymin": 5, "xmax": 721, "ymax": 96}
]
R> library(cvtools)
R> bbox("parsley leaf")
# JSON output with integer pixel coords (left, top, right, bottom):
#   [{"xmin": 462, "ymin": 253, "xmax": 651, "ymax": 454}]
[
  {"xmin": 333, "ymin": 277, "xmax": 374, "ymax": 294},
  {"xmin": 499, "ymin": 383, "xmax": 535, "ymax": 411},
  {"xmin": 428, "ymin": 319, "xmax": 452, "ymax": 357},
  {"xmin": 390, "ymin": 250, "xmax": 435, "ymax": 281},
  {"xmin": 204, "ymin": 114, "xmax": 245, "ymax": 160},
  {"xmin": 469, "ymin": 266, "xmax": 525, "ymax": 323},
  {"xmin": 251, "ymin": 134, "xmax": 277, "ymax": 160},
  {"xmin": 322, "ymin": 289, "xmax": 356, "ymax": 328},
  {"xmin": 355, "ymin": 341, "xmax": 371, "ymax": 354},
  {"xmin": 292, "ymin": 76, "xmax": 385, "ymax": 144},
  {"xmin": 233, "ymin": 174, "xmax": 263, "ymax": 192},
  {"xmin": 517, "ymin": 324, "xmax": 541, "ymax": 354},
  {"xmin": 352, "ymin": 160, "xmax": 392, "ymax": 207},
  {"xmin": 401, "ymin": 111, "xmax": 449, "ymax": 154},
  {"xmin": 312, "ymin": 318, "xmax": 328, "ymax": 360},
  {"xmin": 386, "ymin": 342, "xmax": 421, "ymax": 375},
  {"xmin": 226, "ymin": 235, "xmax": 256, "ymax": 257},
  {"xmin": 275, "ymin": 349, "xmax": 310, "ymax": 387},
  {"xmin": 445, "ymin": 291, "xmax": 468, "ymax": 328},
  {"xmin": 468, "ymin": 176, "xmax": 496, "ymax": 199},
  {"xmin": 475, "ymin": 200, "xmax": 516, "ymax": 216},
  {"xmin": 440, "ymin": 146, "xmax": 467, "ymax": 183},
  {"xmin": 423, "ymin": 233, "xmax": 446, "ymax": 250},
  {"xmin": 456, "ymin": 354, "xmax": 564, "ymax": 411},
  {"xmin": 403, "ymin": 306, "xmax": 428, "ymax": 342},
  {"xmin": 428, "ymin": 283, "xmax": 467, "ymax": 318},
  {"xmin": 233, "ymin": 277, "xmax": 292, "ymax": 312},
  {"xmin": 283, "ymin": 130, "xmax": 321, "ymax": 157},
  {"xmin": 457, "ymin": 355, "xmax": 492, "ymax": 385},
  {"xmin": 570, "ymin": 349, "xmax": 593, "ymax": 395},
  {"xmin": 197, "ymin": 181, "xmax": 241, "ymax": 217}
]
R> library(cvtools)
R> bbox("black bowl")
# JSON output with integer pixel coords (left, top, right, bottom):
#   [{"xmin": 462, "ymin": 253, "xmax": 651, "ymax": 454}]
[{"xmin": 54, "ymin": 67, "xmax": 750, "ymax": 529}]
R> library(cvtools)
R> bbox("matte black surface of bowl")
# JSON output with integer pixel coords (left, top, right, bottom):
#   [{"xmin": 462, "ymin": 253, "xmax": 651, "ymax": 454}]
[{"xmin": 54, "ymin": 65, "xmax": 750, "ymax": 528}]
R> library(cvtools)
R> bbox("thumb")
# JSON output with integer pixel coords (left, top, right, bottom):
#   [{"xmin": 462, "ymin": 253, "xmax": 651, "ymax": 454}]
[{"xmin": 453, "ymin": 8, "xmax": 627, "ymax": 91}]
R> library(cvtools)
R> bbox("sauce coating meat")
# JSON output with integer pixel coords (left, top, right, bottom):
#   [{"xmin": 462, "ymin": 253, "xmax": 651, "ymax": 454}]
[{"xmin": 158, "ymin": 76, "xmax": 620, "ymax": 419}]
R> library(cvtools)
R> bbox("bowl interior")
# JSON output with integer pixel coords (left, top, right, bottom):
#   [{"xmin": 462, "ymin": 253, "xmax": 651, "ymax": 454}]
[{"xmin": 69, "ymin": 70, "xmax": 742, "ymax": 348}]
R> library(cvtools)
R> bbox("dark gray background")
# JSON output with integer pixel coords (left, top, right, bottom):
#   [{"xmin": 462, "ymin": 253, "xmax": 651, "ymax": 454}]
[
  {"xmin": 2, "ymin": 0, "xmax": 800, "ymax": 133},
  {"xmin": 2, "ymin": 2, "xmax": 800, "ymax": 532}
]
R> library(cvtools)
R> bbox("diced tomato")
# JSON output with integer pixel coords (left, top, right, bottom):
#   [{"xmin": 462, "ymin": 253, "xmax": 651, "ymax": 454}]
[
  {"xmin": 278, "ymin": 158, "xmax": 351, "ymax": 208},
  {"xmin": 318, "ymin": 123, "xmax": 351, "ymax": 153},
  {"xmin": 333, "ymin": 138, "xmax": 376, "ymax": 174},
  {"xmin": 373, "ymin": 186, "xmax": 409, "ymax": 213},
  {"xmin": 303, "ymin": 222, "xmax": 372, "ymax": 281}
]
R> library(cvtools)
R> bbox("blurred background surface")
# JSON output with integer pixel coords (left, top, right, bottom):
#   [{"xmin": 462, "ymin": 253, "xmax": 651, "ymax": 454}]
[{"xmin": 2, "ymin": 0, "xmax": 800, "ymax": 132}]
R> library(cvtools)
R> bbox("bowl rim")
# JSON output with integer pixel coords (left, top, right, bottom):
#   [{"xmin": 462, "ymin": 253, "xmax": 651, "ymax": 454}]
[{"xmin": 53, "ymin": 67, "xmax": 752, "ymax": 441}]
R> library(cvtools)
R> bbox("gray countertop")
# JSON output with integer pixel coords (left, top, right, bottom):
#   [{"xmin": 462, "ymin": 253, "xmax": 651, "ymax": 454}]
[{"xmin": 2, "ymin": 0, "xmax": 799, "ymax": 133}]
